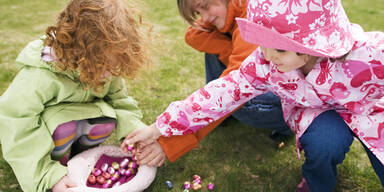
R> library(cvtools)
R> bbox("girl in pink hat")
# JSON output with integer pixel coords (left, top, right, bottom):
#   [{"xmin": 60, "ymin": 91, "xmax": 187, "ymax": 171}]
[{"xmin": 123, "ymin": 0, "xmax": 384, "ymax": 191}]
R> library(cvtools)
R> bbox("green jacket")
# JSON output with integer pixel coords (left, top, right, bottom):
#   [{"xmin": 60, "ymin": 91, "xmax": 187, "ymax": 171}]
[{"xmin": 0, "ymin": 39, "xmax": 146, "ymax": 191}]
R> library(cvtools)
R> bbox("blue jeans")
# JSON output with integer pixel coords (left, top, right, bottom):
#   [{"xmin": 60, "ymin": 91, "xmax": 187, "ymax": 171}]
[
  {"xmin": 205, "ymin": 54, "xmax": 291, "ymax": 134},
  {"xmin": 300, "ymin": 110, "xmax": 384, "ymax": 192}
]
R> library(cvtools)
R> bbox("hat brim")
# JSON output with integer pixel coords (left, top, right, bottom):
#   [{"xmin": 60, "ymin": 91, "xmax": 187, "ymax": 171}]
[{"xmin": 236, "ymin": 18, "xmax": 339, "ymax": 58}]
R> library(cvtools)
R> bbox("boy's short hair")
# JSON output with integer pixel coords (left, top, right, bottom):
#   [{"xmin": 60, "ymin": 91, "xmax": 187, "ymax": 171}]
[
  {"xmin": 177, "ymin": 0, "xmax": 233, "ymax": 26},
  {"xmin": 177, "ymin": 0, "xmax": 202, "ymax": 26}
]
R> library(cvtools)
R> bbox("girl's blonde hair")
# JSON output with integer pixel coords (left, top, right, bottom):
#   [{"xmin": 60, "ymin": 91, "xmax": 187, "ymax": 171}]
[
  {"xmin": 177, "ymin": 0, "xmax": 242, "ymax": 26},
  {"xmin": 45, "ymin": 0, "xmax": 148, "ymax": 91}
]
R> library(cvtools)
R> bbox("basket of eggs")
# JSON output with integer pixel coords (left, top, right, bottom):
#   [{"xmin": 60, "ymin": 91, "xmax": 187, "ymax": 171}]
[{"xmin": 67, "ymin": 145, "xmax": 156, "ymax": 192}]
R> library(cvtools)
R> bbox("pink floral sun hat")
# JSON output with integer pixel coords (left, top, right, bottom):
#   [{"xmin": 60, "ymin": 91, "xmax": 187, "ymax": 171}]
[{"xmin": 236, "ymin": 0, "xmax": 359, "ymax": 58}]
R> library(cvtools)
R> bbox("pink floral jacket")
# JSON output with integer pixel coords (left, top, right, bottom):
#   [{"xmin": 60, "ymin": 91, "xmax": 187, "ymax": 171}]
[{"xmin": 156, "ymin": 28, "xmax": 384, "ymax": 165}]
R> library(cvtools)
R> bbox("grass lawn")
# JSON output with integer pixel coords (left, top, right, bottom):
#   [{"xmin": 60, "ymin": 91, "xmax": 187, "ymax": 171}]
[{"xmin": 0, "ymin": 0, "xmax": 384, "ymax": 191}]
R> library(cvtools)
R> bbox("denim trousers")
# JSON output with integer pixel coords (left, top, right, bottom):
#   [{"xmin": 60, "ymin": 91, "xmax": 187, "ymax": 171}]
[
  {"xmin": 205, "ymin": 54, "xmax": 384, "ymax": 190},
  {"xmin": 205, "ymin": 54, "xmax": 291, "ymax": 135},
  {"xmin": 301, "ymin": 110, "xmax": 384, "ymax": 191}
]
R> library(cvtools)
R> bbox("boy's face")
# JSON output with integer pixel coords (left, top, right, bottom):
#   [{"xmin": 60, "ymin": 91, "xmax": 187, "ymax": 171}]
[
  {"xmin": 194, "ymin": 0, "xmax": 228, "ymax": 29},
  {"xmin": 260, "ymin": 47, "xmax": 317, "ymax": 74}
]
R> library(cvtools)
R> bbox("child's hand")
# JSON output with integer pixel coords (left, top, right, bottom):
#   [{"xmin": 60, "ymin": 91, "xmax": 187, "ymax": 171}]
[
  {"xmin": 52, "ymin": 175, "xmax": 77, "ymax": 192},
  {"xmin": 135, "ymin": 140, "xmax": 166, "ymax": 167},
  {"xmin": 122, "ymin": 123, "xmax": 161, "ymax": 149}
]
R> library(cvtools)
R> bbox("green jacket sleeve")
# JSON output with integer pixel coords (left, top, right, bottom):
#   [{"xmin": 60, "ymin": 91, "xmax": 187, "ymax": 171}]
[
  {"xmin": 0, "ymin": 68, "xmax": 67, "ymax": 192},
  {"xmin": 105, "ymin": 77, "xmax": 147, "ymax": 141}
]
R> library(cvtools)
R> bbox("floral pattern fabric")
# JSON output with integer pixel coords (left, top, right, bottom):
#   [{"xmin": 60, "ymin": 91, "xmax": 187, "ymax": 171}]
[
  {"xmin": 240, "ymin": 0, "xmax": 355, "ymax": 58},
  {"xmin": 156, "ymin": 30, "xmax": 384, "ymax": 165}
]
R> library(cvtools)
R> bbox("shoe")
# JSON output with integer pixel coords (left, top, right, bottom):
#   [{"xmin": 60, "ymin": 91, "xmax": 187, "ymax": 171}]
[{"xmin": 296, "ymin": 178, "xmax": 310, "ymax": 192}]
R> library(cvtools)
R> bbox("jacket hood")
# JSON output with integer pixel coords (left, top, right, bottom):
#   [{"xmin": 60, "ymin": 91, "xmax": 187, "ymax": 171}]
[
  {"xmin": 16, "ymin": 37, "xmax": 52, "ymax": 70},
  {"xmin": 16, "ymin": 37, "xmax": 77, "ymax": 80}
]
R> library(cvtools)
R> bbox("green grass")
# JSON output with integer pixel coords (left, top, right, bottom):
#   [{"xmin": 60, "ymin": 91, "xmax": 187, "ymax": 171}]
[{"xmin": 0, "ymin": 0, "xmax": 384, "ymax": 191}]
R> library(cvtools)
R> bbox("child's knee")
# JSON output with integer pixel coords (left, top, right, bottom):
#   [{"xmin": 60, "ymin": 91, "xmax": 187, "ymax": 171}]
[
  {"xmin": 52, "ymin": 120, "xmax": 77, "ymax": 142},
  {"xmin": 301, "ymin": 135, "xmax": 352, "ymax": 164},
  {"xmin": 52, "ymin": 121, "xmax": 77, "ymax": 152},
  {"xmin": 79, "ymin": 118, "xmax": 116, "ymax": 146},
  {"xmin": 51, "ymin": 121, "xmax": 78, "ymax": 164}
]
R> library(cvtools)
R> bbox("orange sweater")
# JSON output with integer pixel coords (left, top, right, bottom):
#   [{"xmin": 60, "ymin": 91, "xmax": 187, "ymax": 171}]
[{"xmin": 158, "ymin": 0, "xmax": 257, "ymax": 162}]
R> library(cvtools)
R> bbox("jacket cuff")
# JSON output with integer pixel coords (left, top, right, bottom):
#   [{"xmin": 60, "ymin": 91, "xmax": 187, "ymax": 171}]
[{"xmin": 158, "ymin": 134, "xmax": 199, "ymax": 162}]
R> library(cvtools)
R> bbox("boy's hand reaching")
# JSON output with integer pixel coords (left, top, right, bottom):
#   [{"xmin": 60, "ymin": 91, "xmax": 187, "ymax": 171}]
[
  {"xmin": 52, "ymin": 175, "xmax": 77, "ymax": 192},
  {"xmin": 121, "ymin": 123, "xmax": 161, "ymax": 152},
  {"xmin": 135, "ymin": 140, "xmax": 166, "ymax": 167}
]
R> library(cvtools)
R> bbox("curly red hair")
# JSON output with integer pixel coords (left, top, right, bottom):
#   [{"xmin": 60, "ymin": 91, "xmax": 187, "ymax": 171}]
[{"xmin": 45, "ymin": 0, "xmax": 147, "ymax": 91}]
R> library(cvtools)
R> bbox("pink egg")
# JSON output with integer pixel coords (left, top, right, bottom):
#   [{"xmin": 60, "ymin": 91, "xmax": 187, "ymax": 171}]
[
  {"xmin": 207, "ymin": 183, "xmax": 215, "ymax": 190},
  {"xmin": 92, "ymin": 168, "xmax": 102, "ymax": 176},
  {"xmin": 101, "ymin": 163, "xmax": 109, "ymax": 172},
  {"xmin": 111, "ymin": 173, "xmax": 120, "ymax": 182},
  {"xmin": 128, "ymin": 162, "xmax": 138, "ymax": 169},
  {"xmin": 184, "ymin": 181, "xmax": 191, "ymax": 189},
  {"xmin": 192, "ymin": 174, "xmax": 201, "ymax": 180},
  {"xmin": 126, "ymin": 143, "xmax": 135, "ymax": 151},
  {"xmin": 107, "ymin": 167, "xmax": 116, "ymax": 174},
  {"xmin": 193, "ymin": 179, "xmax": 201, "ymax": 184},
  {"xmin": 120, "ymin": 158, "xmax": 130, "ymax": 168},
  {"xmin": 125, "ymin": 169, "xmax": 132, "ymax": 177},
  {"xmin": 119, "ymin": 168, "xmax": 126, "ymax": 175},
  {"xmin": 102, "ymin": 180, "xmax": 112, "ymax": 188}
]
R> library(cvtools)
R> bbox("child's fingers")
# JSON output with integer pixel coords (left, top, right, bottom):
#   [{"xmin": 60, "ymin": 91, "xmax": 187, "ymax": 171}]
[
  {"xmin": 125, "ymin": 129, "xmax": 153, "ymax": 145},
  {"xmin": 134, "ymin": 142, "xmax": 148, "ymax": 152},
  {"xmin": 147, "ymin": 154, "xmax": 166, "ymax": 167},
  {"xmin": 66, "ymin": 179, "xmax": 77, "ymax": 188},
  {"xmin": 137, "ymin": 146, "xmax": 158, "ymax": 165},
  {"xmin": 137, "ymin": 144, "xmax": 153, "ymax": 158},
  {"xmin": 127, "ymin": 139, "xmax": 153, "ymax": 148},
  {"xmin": 121, "ymin": 136, "xmax": 133, "ymax": 153},
  {"xmin": 124, "ymin": 129, "xmax": 141, "ymax": 144},
  {"xmin": 156, "ymin": 156, "xmax": 166, "ymax": 167},
  {"xmin": 138, "ymin": 143, "xmax": 166, "ymax": 166},
  {"xmin": 135, "ymin": 142, "xmax": 144, "ymax": 150},
  {"xmin": 138, "ymin": 139, "xmax": 154, "ymax": 147},
  {"xmin": 136, "ymin": 146, "xmax": 152, "ymax": 161},
  {"xmin": 138, "ymin": 150, "xmax": 157, "ymax": 165},
  {"xmin": 120, "ymin": 141, "xmax": 127, "ymax": 152},
  {"xmin": 64, "ymin": 176, "xmax": 77, "ymax": 188}
]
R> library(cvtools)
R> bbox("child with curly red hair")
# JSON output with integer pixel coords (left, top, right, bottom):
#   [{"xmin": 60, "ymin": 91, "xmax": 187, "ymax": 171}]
[{"xmin": 0, "ymin": 0, "xmax": 148, "ymax": 191}]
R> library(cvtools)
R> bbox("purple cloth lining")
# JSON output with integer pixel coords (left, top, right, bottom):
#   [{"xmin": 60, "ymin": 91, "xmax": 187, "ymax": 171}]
[
  {"xmin": 41, "ymin": 46, "xmax": 57, "ymax": 62},
  {"xmin": 86, "ymin": 154, "xmax": 137, "ymax": 188}
]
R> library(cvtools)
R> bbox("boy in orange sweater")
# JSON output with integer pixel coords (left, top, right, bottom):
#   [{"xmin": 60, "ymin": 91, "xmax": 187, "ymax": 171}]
[{"xmin": 133, "ymin": 0, "xmax": 291, "ymax": 166}]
